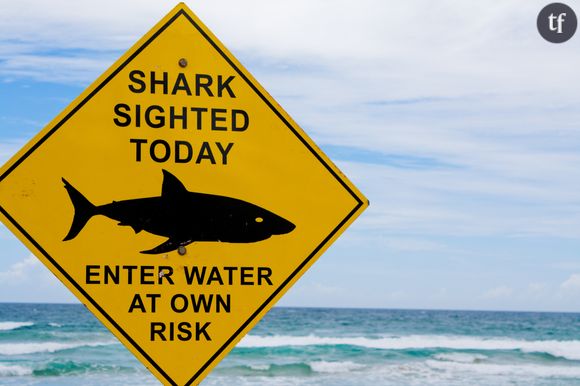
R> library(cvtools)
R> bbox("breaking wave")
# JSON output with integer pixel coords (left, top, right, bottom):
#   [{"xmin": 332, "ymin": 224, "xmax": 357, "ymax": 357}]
[
  {"xmin": 0, "ymin": 322, "xmax": 34, "ymax": 331},
  {"xmin": 0, "ymin": 341, "xmax": 117, "ymax": 356},
  {"xmin": 0, "ymin": 364, "xmax": 32, "ymax": 377},
  {"xmin": 238, "ymin": 334, "xmax": 580, "ymax": 361}
]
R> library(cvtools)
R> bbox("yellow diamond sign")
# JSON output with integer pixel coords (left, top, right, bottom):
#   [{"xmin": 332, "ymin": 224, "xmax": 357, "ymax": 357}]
[{"xmin": 0, "ymin": 3, "xmax": 368, "ymax": 385}]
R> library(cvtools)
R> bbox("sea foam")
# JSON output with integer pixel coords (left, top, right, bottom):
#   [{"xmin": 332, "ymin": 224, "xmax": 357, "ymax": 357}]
[
  {"xmin": 0, "ymin": 341, "xmax": 117, "ymax": 356},
  {"xmin": 309, "ymin": 360, "xmax": 366, "ymax": 373},
  {"xmin": 426, "ymin": 360, "xmax": 580, "ymax": 378},
  {"xmin": 238, "ymin": 334, "xmax": 580, "ymax": 361},
  {"xmin": 0, "ymin": 322, "xmax": 34, "ymax": 331},
  {"xmin": 0, "ymin": 364, "xmax": 32, "ymax": 376},
  {"xmin": 433, "ymin": 353, "xmax": 488, "ymax": 363}
]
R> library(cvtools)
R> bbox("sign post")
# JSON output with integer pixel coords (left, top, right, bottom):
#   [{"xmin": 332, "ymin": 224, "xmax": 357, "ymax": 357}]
[{"xmin": 0, "ymin": 3, "xmax": 368, "ymax": 385}]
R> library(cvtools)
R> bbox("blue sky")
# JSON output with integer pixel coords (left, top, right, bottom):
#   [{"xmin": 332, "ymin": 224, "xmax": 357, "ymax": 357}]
[{"xmin": 1, "ymin": 0, "xmax": 580, "ymax": 311}]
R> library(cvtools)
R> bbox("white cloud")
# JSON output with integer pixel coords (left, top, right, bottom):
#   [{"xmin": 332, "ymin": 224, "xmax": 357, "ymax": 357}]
[
  {"xmin": 287, "ymin": 281, "xmax": 343, "ymax": 297},
  {"xmin": 560, "ymin": 274, "xmax": 580, "ymax": 292},
  {"xmin": 430, "ymin": 288, "xmax": 448, "ymax": 299},
  {"xmin": 526, "ymin": 282, "xmax": 548, "ymax": 295},
  {"xmin": 382, "ymin": 237, "xmax": 446, "ymax": 252},
  {"xmin": 482, "ymin": 285, "xmax": 513, "ymax": 300},
  {"xmin": 0, "ymin": 1, "xmax": 576, "ymax": 96},
  {"xmin": 0, "ymin": 255, "xmax": 39, "ymax": 282},
  {"xmin": 0, "ymin": 54, "xmax": 113, "ymax": 84},
  {"xmin": 1, "ymin": 0, "xmax": 580, "ymax": 310},
  {"xmin": 279, "ymin": 280, "xmax": 346, "ymax": 307},
  {"xmin": 0, "ymin": 1, "xmax": 165, "ymax": 50},
  {"xmin": 340, "ymin": 160, "xmax": 580, "ymax": 239},
  {"xmin": 384, "ymin": 290, "xmax": 407, "ymax": 301},
  {"xmin": 0, "ymin": 139, "xmax": 26, "ymax": 164},
  {"xmin": 0, "ymin": 255, "xmax": 75, "ymax": 303}
]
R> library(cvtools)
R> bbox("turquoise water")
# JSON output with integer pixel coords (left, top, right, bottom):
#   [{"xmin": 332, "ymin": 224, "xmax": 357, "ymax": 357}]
[{"xmin": 0, "ymin": 304, "xmax": 580, "ymax": 385}]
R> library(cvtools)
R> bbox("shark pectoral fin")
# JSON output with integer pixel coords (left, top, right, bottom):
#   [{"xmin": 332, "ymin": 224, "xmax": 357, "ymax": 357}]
[
  {"xmin": 131, "ymin": 225, "xmax": 143, "ymax": 234},
  {"xmin": 141, "ymin": 239, "xmax": 190, "ymax": 255},
  {"xmin": 117, "ymin": 222, "xmax": 143, "ymax": 234}
]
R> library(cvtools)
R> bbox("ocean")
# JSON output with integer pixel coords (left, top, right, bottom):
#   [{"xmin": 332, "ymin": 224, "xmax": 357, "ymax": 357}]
[{"xmin": 0, "ymin": 304, "xmax": 579, "ymax": 385}]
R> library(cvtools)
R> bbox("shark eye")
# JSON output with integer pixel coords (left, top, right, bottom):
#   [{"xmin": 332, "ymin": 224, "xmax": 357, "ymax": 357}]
[{"xmin": 255, "ymin": 217, "xmax": 264, "ymax": 223}]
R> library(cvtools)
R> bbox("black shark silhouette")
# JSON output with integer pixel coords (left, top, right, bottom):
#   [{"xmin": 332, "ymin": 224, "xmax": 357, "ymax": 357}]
[{"xmin": 62, "ymin": 169, "xmax": 296, "ymax": 254}]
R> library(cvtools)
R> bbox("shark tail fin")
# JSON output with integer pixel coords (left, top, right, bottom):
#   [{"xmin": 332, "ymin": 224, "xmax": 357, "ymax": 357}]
[{"xmin": 62, "ymin": 178, "xmax": 96, "ymax": 241}]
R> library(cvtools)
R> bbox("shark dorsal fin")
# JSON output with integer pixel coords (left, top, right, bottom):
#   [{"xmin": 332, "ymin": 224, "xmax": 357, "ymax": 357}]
[{"xmin": 161, "ymin": 169, "xmax": 188, "ymax": 197}]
